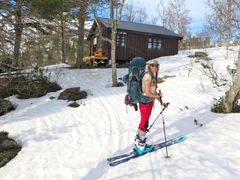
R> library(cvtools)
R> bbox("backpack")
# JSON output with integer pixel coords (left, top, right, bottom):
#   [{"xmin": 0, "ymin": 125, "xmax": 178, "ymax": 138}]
[{"xmin": 123, "ymin": 57, "xmax": 146, "ymax": 111}]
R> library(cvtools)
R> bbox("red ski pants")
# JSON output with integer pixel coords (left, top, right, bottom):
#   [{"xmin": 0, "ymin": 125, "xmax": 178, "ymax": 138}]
[{"xmin": 138, "ymin": 101, "xmax": 154, "ymax": 132}]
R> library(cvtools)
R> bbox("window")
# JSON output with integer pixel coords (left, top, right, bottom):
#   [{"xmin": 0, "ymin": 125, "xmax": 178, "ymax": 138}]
[
  {"xmin": 116, "ymin": 34, "xmax": 120, "ymax": 46},
  {"xmin": 93, "ymin": 37, "xmax": 97, "ymax": 45},
  {"xmin": 148, "ymin": 37, "xmax": 162, "ymax": 50},
  {"xmin": 148, "ymin": 38, "xmax": 152, "ymax": 49},
  {"xmin": 116, "ymin": 31, "xmax": 126, "ymax": 47},
  {"xmin": 157, "ymin": 39, "xmax": 162, "ymax": 49},
  {"xmin": 121, "ymin": 36, "xmax": 125, "ymax": 47}
]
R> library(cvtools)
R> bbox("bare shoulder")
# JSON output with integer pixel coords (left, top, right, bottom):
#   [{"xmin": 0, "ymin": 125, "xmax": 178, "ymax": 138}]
[{"xmin": 143, "ymin": 72, "xmax": 152, "ymax": 80}]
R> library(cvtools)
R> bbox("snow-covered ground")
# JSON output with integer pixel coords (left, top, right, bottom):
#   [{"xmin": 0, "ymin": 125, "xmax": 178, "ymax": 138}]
[{"xmin": 0, "ymin": 47, "xmax": 240, "ymax": 180}]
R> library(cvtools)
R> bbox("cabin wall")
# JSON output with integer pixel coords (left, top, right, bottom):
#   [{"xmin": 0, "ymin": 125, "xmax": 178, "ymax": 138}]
[{"xmin": 89, "ymin": 24, "xmax": 180, "ymax": 63}]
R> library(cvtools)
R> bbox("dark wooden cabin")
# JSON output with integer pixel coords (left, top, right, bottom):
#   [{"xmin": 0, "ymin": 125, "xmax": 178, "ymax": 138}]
[{"xmin": 87, "ymin": 18, "xmax": 182, "ymax": 63}]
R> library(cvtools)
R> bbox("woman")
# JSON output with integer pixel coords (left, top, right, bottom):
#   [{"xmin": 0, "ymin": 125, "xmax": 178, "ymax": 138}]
[{"xmin": 134, "ymin": 59, "xmax": 166, "ymax": 154}]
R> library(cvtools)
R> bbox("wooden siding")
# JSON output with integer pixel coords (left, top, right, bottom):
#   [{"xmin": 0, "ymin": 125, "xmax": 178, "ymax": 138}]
[{"xmin": 88, "ymin": 22, "xmax": 180, "ymax": 62}]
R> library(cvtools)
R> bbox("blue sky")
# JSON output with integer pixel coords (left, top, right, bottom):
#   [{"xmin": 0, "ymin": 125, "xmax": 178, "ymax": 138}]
[{"xmin": 126, "ymin": 0, "xmax": 210, "ymax": 34}]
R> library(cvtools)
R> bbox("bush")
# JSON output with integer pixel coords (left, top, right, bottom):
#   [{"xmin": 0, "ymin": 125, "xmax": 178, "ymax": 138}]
[
  {"xmin": 0, "ymin": 67, "xmax": 62, "ymax": 99},
  {"xmin": 211, "ymin": 97, "xmax": 224, "ymax": 113},
  {"xmin": 188, "ymin": 51, "xmax": 212, "ymax": 61},
  {"xmin": 8, "ymin": 75, "xmax": 61, "ymax": 99}
]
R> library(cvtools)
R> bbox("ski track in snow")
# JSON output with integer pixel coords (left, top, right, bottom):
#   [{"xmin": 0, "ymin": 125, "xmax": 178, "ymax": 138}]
[{"xmin": 1, "ymin": 47, "xmax": 240, "ymax": 180}]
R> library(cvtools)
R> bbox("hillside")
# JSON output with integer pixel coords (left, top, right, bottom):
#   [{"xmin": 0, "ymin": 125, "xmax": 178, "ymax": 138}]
[{"xmin": 0, "ymin": 47, "xmax": 240, "ymax": 180}]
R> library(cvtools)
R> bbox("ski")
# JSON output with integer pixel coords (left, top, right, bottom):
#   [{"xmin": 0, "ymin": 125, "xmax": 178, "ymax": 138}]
[
  {"xmin": 107, "ymin": 134, "xmax": 186, "ymax": 166},
  {"xmin": 107, "ymin": 137, "xmax": 176, "ymax": 162}
]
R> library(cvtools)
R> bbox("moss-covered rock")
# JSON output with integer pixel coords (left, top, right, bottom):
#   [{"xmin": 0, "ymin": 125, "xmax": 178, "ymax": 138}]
[
  {"xmin": 58, "ymin": 87, "xmax": 87, "ymax": 101},
  {"xmin": 0, "ymin": 131, "xmax": 21, "ymax": 168},
  {"xmin": 0, "ymin": 99, "xmax": 15, "ymax": 116},
  {"xmin": 7, "ymin": 75, "xmax": 62, "ymax": 99}
]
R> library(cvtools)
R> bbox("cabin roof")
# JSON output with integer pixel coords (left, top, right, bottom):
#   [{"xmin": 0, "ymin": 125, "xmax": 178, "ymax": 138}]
[{"xmin": 96, "ymin": 18, "xmax": 182, "ymax": 39}]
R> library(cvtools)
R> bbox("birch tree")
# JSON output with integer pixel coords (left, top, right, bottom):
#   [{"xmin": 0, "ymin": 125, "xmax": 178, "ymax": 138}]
[
  {"xmin": 206, "ymin": 0, "xmax": 237, "ymax": 51},
  {"xmin": 122, "ymin": 3, "xmax": 148, "ymax": 23},
  {"xmin": 156, "ymin": 0, "xmax": 191, "ymax": 37},
  {"xmin": 223, "ymin": 49, "xmax": 240, "ymax": 112},
  {"xmin": 110, "ymin": 0, "xmax": 125, "ymax": 87},
  {"xmin": 92, "ymin": 0, "xmax": 125, "ymax": 86},
  {"xmin": 223, "ymin": 0, "xmax": 240, "ymax": 113}
]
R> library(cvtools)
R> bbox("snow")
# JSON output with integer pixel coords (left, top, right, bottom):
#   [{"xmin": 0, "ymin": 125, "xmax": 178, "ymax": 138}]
[{"xmin": 1, "ymin": 47, "xmax": 240, "ymax": 180}]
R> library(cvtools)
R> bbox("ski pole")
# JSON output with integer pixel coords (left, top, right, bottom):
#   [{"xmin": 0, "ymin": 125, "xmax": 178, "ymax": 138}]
[
  {"xmin": 161, "ymin": 106, "xmax": 170, "ymax": 158},
  {"xmin": 157, "ymin": 91, "xmax": 170, "ymax": 158},
  {"xmin": 146, "ymin": 103, "xmax": 169, "ymax": 132}
]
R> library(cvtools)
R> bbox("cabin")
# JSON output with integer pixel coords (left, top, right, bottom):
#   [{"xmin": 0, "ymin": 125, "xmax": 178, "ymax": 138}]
[{"xmin": 87, "ymin": 18, "xmax": 182, "ymax": 64}]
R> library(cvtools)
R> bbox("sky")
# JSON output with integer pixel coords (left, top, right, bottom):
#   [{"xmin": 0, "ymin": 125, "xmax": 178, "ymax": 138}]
[{"xmin": 126, "ymin": 0, "xmax": 210, "ymax": 34}]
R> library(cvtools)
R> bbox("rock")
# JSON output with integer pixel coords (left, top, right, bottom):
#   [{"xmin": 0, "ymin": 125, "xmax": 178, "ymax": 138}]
[
  {"xmin": 58, "ymin": 87, "xmax": 87, "ymax": 101},
  {"xmin": 117, "ymin": 82, "xmax": 124, "ymax": 87},
  {"xmin": 0, "ymin": 158, "xmax": 9, "ymax": 167},
  {"xmin": 0, "ymin": 99, "xmax": 15, "ymax": 116},
  {"xmin": 49, "ymin": 96, "xmax": 55, "ymax": 99},
  {"xmin": 0, "ymin": 139, "xmax": 19, "ymax": 151},
  {"xmin": 0, "ymin": 131, "xmax": 21, "ymax": 168},
  {"xmin": 195, "ymin": 51, "xmax": 208, "ymax": 58},
  {"xmin": 68, "ymin": 101, "xmax": 80, "ymax": 108},
  {"xmin": 0, "ymin": 87, "xmax": 9, "ymax": 99}
]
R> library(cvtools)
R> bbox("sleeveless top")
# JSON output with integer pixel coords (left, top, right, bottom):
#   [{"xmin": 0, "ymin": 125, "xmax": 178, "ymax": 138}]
[{"xmin": 140, "ymin": 72, "xmax": 157, "ymax": 103}]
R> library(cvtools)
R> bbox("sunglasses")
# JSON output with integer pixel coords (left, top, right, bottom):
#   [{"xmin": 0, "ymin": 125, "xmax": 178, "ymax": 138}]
[{"xmin": 150, "ymin": 64, "xmax": 159, "ymax": 67}]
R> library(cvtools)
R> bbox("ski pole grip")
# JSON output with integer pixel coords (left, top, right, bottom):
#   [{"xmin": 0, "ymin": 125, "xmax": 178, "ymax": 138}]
[
  {"xmin": 158, "ymin": 90, "xmax": 163, "ymax": 105},
  {"xmin": 164, "ymin": 102, "xmax": 170, "ymax": 108}
]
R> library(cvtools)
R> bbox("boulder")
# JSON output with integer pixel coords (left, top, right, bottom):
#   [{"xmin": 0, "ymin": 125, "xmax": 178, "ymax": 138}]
[
  {"xmin": 0, "ymin": 131, "xmax": 21, "ymax": 168},
  {"xmin": 0, "ymin": 139, "xmax": 19, "ymax": 151},
  {"xmin": 58, "ymin": 87, "xmax": 87, "ymax": 101},
  {"xmin": 195, "ymin": 51, "xmax": 208, "ymax": 58},
  {"xmin": 68, "ymin": 101, "xmax": 80, "ymax": 108},
  {"xmin": 0, "ymin": 99, "xmax": 15, "ymax": 116}
]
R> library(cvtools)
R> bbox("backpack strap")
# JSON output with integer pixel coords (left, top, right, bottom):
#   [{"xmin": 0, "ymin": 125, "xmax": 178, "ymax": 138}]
[{"xmin": 140, "ymin": 72, "xmax": 155, "ymax": 93}]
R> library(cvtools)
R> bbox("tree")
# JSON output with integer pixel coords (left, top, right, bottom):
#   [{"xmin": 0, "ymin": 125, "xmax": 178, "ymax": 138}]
[
  {"xmin": 13, "ymin": 0, "xmax": 24, "ymax": 66},
  {"xmin": 223, "ymin": 0, "xmax": 240, "ymax": 113},
  {"xmin": 92, "ymin": 0, "xmax": 125, "ymax": 86},
  {"xmin": 27, "ymin": 0, "xmax": 74, "ymax": 63},
  {"xmin": 223, "ymin": 49, "xmax": 240, "ymax": 112},
  {"xmin": 122, "ymin": 3, "xmax": 148, "ymax": 23},
  {"xmin": 74, "ymin": 0, "xmax": 103, "ymax": 68},
  {"xmin": 0, "ymin": 1, "xmax": 14, "ymax": 58},
  {"xmin": 206, "ymin": 0, "xmax": 238, "ymax": 51},
  {"xmin": 156, "ymin": 0, "xmax": 191, "ymax": 37},
  {"xmin": 109, "ymin": 0, "xmax": 125, "ymax": 87},
  {"xmin": 0, "ymin": 0, "xmax": 64, "ymax": 66},
  {"xmin": 75, "ymin": 1, "xmax": 88, "ymax": 68}
]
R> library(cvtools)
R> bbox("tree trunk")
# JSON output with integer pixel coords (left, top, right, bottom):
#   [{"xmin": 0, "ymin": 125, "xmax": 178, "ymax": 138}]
[
  {"xmin": 13, "ymin": 0, "xmax": 24, "ymax": 66},
  {"xmin": 111, "ymin": 28, "xmax": 118, "ymax": 87},
  {"xmin": 60, "ymin": 14, "xmax": 66, "ymax": 63},
  {"xmin": 76, "ymin": 6, "xmax": 86, "ymax": 69},
  {"xmin": 223, "ymin": 48, "xmax": 240, "ymax": 113},
  {"xmin": 225, "ymin": 0, "xmax": 233, "ymax": 55},
  {"xmin": 109, "ymin": 0, "xmax": 125, "ymax": 87},
  {"xmin": 110, "ymin": 0, "xmax": 118, "ymax": 87}
]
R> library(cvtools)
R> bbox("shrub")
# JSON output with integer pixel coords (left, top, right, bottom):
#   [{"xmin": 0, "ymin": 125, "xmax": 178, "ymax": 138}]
[
  {"xmin": 0, "ymin": 67, "xmax": 62, "ymax": 99},
  {"xmin": 211, "ymin": 97, "xmax": 224, "ymax": 113}
]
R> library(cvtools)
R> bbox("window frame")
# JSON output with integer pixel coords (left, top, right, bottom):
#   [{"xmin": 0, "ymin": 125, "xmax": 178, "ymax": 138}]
[{"xmin": 148, "ymin": 37, "xmax": 162, "ymax": 50}]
